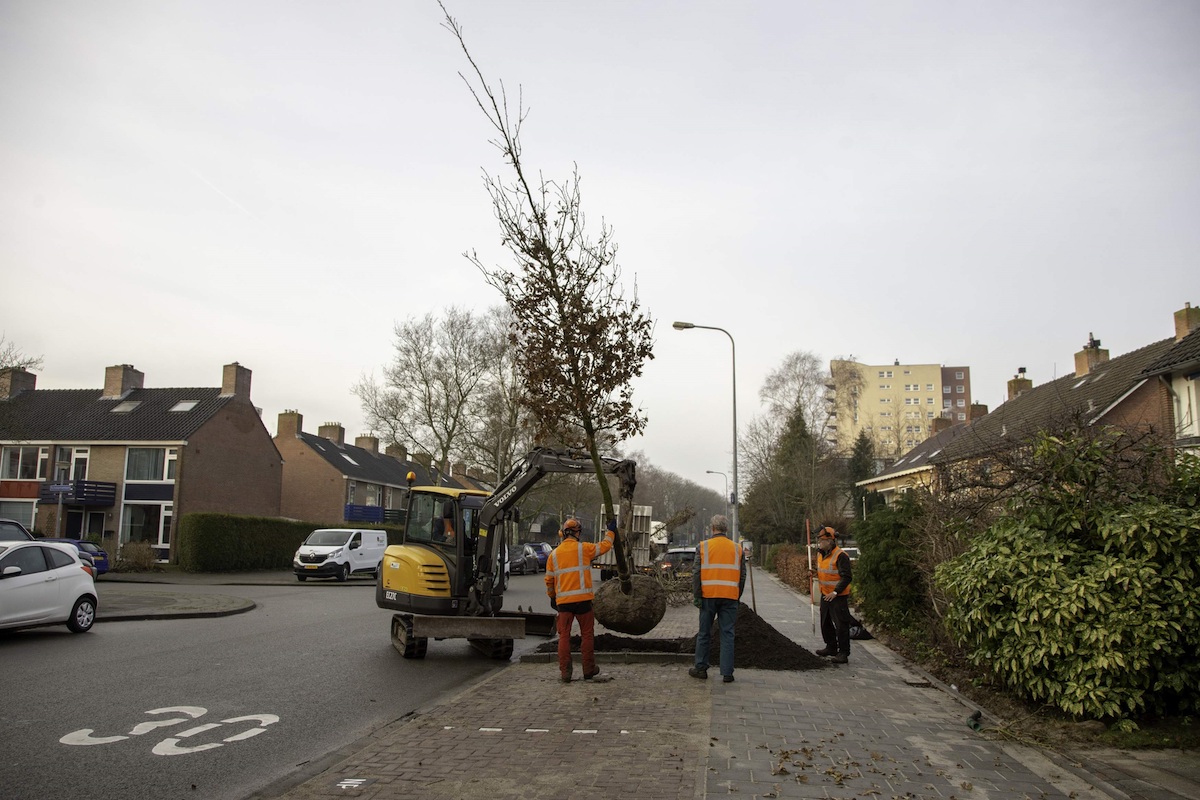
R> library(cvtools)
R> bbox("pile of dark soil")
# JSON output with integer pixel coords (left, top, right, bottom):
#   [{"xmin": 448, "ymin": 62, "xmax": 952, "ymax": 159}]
[{"xmin": 536, "ymin": 602, "xmax": 827, "ymax": 671}]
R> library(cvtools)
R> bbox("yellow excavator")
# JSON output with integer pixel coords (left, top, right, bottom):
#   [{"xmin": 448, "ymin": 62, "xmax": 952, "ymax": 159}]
[{"xmin": 375, "ymin": 447, "xmax": 637, "ymax": 659}]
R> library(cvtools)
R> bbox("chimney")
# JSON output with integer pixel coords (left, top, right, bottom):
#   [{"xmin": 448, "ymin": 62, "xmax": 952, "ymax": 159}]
[
  {"xmin": 317, "ymin": 423, "xmax": 345, "ymax": 446},
  {"xmin": 452, "ymin": 462, "xmax": 470, "ymax": 478},
  {"xmin": 969, "ymin": 403, "xmax": 989, "ymax": 420},
  {"xmin": 930, "ymin": 417, "xmax": 954, "ymax": 436},
  {"xmin": 1175, "ymin": 302, "xmax": 1200, "ymax": 342},
  {"xmin": 221, "ymin": 362, "xmax": 252, "ymax": 398},
  {"xmin": 1074, "ymin": 333, "xmax": 1109, "ymax": 377},
  {"xmin": 1007, "ymin": 367, "xmax": 1033, "ymax": 401},
  {"xmin": 385, "ymin": 443, "xmax": 408, "ymax": 461},
  {"xmin": 413, "ymin": 452, "xmax": 432, "ymax": 470},
  {"xmin": 0, "ymin": 367, "xmax": 37, "ymax": 400},
  {"xmin": 277, "ymin": 410, "xmax": 303, "ymax": 438},
  {"xmin": 355, "ymin": 435, "xmax": 379, "ymax": 454},
  {"xmin": 102, "ymin": 364, "xmax": 143, "ymax": 399},
  {"xmin": 468, "ymin": 466, "xmax": 482, "ymax": 480}
]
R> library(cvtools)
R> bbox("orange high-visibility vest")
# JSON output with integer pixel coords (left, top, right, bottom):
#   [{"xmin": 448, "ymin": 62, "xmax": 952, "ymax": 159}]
[
  {"xmin": 699, "ymin": 535, "xmax": 742, "ymax": 600},
  {"xmin": 545, "ymin": 531, "xmax": 614, "ymax": 604},
  {"xmin": 817, "ymin": 546, "xmax": 851, "ymax": 597}
]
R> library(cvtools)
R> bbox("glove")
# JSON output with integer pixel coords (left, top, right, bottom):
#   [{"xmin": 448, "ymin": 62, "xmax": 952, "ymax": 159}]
[
  {"xmin": 606, "ymin": 519, "xmax": 617, "ymax": 534},
  {"xmin": 693, "ymin": 597, "xmax": 702, "ymax": 608},
  {"xmin": 550, "ymin": 598, "xmax": 558, "ymax": 611}
]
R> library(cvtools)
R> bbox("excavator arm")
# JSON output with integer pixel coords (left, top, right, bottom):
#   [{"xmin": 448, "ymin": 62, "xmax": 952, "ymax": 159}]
[{"xmin": 471, "ymin": 447, "xmax": 637, "ymax": 613}]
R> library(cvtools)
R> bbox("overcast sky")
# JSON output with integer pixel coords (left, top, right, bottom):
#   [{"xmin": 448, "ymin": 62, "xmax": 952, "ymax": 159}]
[{"xmin": 2, "ymin": 1, "xmax": 1197, "ymax": 487}]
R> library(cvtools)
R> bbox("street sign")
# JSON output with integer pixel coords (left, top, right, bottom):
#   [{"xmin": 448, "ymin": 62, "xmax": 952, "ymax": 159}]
[{"xmin": 48, "ymin": 484, "xmax": 73, "ymax": 493}]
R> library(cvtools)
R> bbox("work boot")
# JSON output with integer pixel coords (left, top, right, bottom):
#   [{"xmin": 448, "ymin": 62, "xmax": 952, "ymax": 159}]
[
  {"xmin": 688, "ymin": 667, "xmax": 708, "ymax": 680},
  {"xmin": 830, "ymin": 654, "xmax": 848, "ymax": 664},
  {"xmin": 815, "ymin": 647, "xmax": 837, "ymax": 657},
  {"xmin": 722, "ymin": 675, "xmax": 734, "ymax": 683},
  {"xmin": 583, "ymin": 669, "xmax": 600, "ymax": 681},
  {"xmin": 561, "ymin": 674, "xmax": 573, "ymax": 683}
]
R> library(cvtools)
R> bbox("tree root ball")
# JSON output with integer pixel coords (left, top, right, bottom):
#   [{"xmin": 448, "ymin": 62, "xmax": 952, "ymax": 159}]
[{"xmin": 593, "ymin": 574, "xmax": 667, "ymax": 635}]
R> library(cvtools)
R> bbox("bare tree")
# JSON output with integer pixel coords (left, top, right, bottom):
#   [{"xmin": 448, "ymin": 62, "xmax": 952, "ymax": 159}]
[
  {"xmin": 759, "ymin": 350, "xmax": 831, "ymax": 439},
  {"xmin": 0, "ymin": 336, "xmax": 43, "ymax": 372},
  {"xmin": 443, "ymin": 6, "xmax": 655, "ymax": 589},
  {"xmin": 462, "ymin": 306, "xmax": 537, "ymax": 481},
  {"xmin": 354, "ymin": 306, "xmax": 489, "ymax": 479}
]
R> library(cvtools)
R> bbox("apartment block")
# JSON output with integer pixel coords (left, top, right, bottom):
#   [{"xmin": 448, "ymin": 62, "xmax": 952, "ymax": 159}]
[{"xmin": 827, "ymin": 359, "xmax": 973, "ymax": 458}]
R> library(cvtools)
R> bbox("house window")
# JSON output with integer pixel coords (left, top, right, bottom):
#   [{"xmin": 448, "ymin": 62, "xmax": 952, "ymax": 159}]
[
  {"xmin": 0, "ymin": 500, "xmax": 37, "ymax": 528},
  {"xmin": 955, "ymin": 371, "xmax": 964, "ymax": 379},
  {"xmin": 926, "ymin": 384, "xmax": 934, "ymax": 391},
  {"xmin": 73, "ymin": 448, "xmax": 90, "ymax": 481},
  {"xmin": 943, "ymin": 386, "xmax": 951, "ymax": 394},
  {"xmin": 885, "ymin": 371, "xmax": 893, "ymax": 378},
  {"xmin": 347, "ymin": 481, "xmax": 357, "ymax": 504},
  {"xmin": 878, "ymin": 371, "xmax": 885, "ymax": 378},
  {"xmin": 122, "ymin": 502, "xmax": 173, "ymax": 562},
  {"xmin": 927, "ymin": 411, "xmax": 935, "ymax": 418},
  {"xmin": 126, "ymin": 448, "xmax": 177, "ymax": 481},
  {"xmin": 879, "ymin": 384, "xmax": 891, "ymax": 389},
  {"xmin": 956, "ymin": 385, "xmax": 965, "ymax": 393},
  {"xmin": 170, "ymin": 400, "xmax": 199, "ymax": 412},
  {"xmin": 944, "ymin": 400, "xmax": 952, "ymax": 408},
  {"xmin": 2, "ymin": 446, "xmax": 44, "ymax": 480},
  {"xmin": 926, "ymin": 398, "xmax": 934, "ymax": 404},
  {"xmin": 880, "ymin": 398, "xmax": 892, "ymax": 404},
  {"xmin": 957, "ymin": 412, "xmax": 967, "ymax": 420},
  {"xmin": 957, "ymin": 399, "xmax": 966, "ymax": 407}
]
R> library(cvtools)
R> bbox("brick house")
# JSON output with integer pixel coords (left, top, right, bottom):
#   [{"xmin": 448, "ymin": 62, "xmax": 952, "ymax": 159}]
[
  {"xmin": 273, "ymin": 411, "xmax": 493, "ymax": 526},
  {"xmin": 857, "ymin": 302, "xmax": 1198, "ymax": 503},
  {"xmin": 0, "ymin": 362, "xmax": 282, "ymax": 561}
]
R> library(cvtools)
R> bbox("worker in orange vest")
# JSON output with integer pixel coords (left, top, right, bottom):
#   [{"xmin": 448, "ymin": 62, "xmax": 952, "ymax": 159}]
[
  {"xmin": 545, "ymin": 516, "xmax": 615, "ymax": 683},
  {"xmin": 689, "ymin": 514, "xmax": 746, "ymax": 683},
  {"xmin": 815, "ymin": 526, "xmax": 853, "ymax": 664}
]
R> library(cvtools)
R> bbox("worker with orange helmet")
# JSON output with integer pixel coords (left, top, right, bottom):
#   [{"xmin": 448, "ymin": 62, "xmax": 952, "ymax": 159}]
[
  {"xmin": 814, "ymin": 525, "xmax": 854, "ymax": 664},
  {"xmin": 545, "ymin": 516, "xmax": 616, "ymax": 683}
]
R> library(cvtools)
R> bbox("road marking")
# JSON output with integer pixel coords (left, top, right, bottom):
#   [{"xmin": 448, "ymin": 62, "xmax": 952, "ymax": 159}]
[{"xmin": 60, "ymin": 706, "xmax": 279, "ymax": 756}]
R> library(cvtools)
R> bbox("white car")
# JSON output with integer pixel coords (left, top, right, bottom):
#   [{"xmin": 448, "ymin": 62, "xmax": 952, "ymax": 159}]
[{"xmin": 0, "ymin": 540, "xmax": 98, "ymax": 634}]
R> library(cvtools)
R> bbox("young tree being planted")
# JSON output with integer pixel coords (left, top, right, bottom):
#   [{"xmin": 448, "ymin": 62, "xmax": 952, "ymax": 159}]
[{"xmin": 442, "ymin": 7, "xmax": 661, "ymax": 633}]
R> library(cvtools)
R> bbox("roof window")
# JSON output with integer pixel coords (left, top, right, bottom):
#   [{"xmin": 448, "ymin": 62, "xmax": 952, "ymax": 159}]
[
  {"xmin": 111, "ymin": 400, "xmax": 141, "ymax": 413},
  {"xmin": 341, "ymin": 454, "xmax": 359, "ymax": 466},
  {"xmin": 170, "ymin": 400, "xmax": 199, "ymax": 412}
]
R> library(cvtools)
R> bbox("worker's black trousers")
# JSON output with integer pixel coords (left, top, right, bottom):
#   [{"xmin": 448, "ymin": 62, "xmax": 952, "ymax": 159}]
[{"xmin": 820, "ymin": 594, "xmax": 852, "ymax": 657}]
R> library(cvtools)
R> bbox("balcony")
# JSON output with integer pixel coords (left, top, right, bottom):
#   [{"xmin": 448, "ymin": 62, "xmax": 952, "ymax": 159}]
[{"xmin": 38, "ymin": 480, "xmax": 117, "ymax": 507}]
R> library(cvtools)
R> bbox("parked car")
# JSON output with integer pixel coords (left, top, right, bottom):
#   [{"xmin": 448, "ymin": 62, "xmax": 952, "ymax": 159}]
[
  {"xmin": 655, "ymin": 547, "xmax": 698, "ymax": 578},
  {"xmin": 841, "ymin": 546, "xmax": 861, "ymax": 562},
  {"xmin": 0, "ymin": 519, "xmax": 35, "ymax": 542},
  {"xmin": 0, "ymin": 540, "xmax": 98, "ymax": 633},
  {"xmin": 522, "ymin": 541, "xmax": 552, "ymax": 571},
  {"xmin": 293, "ymin": 529, "xmax": 387, "ymax": 582},
  {"xmin": 41, "ymin": 538, "xmax": 110, "ymax": 575},
  {"xmin": 507, "ymin": 544, "xmax": 539, "ymax": 575}
]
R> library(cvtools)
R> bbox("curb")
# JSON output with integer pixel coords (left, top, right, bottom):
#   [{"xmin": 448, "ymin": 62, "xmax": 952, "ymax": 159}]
[{"xmin": 96, "ymin": 602, "xmax": 257, "ymax": 623}]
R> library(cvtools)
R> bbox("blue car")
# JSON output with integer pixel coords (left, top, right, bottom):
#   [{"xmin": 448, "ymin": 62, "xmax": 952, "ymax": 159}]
[
  {"xmin": 522, "ymin": 541, "xmax": 552, "ymax": 572},
  {"xmin": 42, "ymin": 538, "xmax": 110, "ymax": 575}
]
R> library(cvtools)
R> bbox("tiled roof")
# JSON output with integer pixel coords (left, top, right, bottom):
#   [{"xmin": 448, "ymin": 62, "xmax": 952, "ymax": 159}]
[
  {"xmin": 1142, "ymin": 325, "xmax": 1200, "ymax": 375},
  {"xmin": 934, "ymin": 337, "xmax": 1176, "ymax": 464},
  {"xmin": 861, "ymin": 421, "xmax": 976, "ymax": 485},
  {"xmin": 0, "ymin": 388, "xmax": 233, "ymax": 442},
  {"xmin": 298, "ymin": 432, "xmax": 487, "ymax": 490}
]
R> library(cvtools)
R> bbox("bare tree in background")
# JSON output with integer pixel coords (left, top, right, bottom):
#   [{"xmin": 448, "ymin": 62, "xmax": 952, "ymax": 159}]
[
  {"xmin": 354, "ymin": 306, "xmax": 489, "ymax": 479},
  {"xmin": 0, "ymin": 336, "xmax": 43, "ymax": 372},
  {"xmin": 759, "ymin": 350, "xmax": 831, "ymax": 438},
  {"xmin": 443, "ymin": 7, "xmax": 655, "ymax": 590},
  {"xmin": 462, "ymin": 306, "xmax": 537, "ymax": 481}
]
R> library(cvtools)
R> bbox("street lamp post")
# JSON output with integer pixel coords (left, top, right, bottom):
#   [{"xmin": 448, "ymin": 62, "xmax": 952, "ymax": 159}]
[
  {"xmin": 674, "ymin": 320, "xmax": 739, "ymax": 543},
  {"xmin": 706, "ymin": 469, "xmax": 729, "ymax": 520}
]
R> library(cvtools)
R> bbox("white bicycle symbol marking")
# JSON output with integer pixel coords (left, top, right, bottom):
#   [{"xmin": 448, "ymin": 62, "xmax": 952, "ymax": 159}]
[{"xmin": 60, "ymin": 706, "xmax": 280, "ymax": 756}]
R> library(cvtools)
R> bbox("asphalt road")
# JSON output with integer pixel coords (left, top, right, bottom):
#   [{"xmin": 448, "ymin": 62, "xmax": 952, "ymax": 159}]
[{"xmin": 0, "ymin": 573, "xmax": 553, "ymax": 800}]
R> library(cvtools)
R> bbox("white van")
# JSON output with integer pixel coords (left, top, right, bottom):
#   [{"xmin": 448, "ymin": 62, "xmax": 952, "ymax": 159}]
[{"xmin": 293, "ymin": 529, "xmax": 387, "ymax": 582}]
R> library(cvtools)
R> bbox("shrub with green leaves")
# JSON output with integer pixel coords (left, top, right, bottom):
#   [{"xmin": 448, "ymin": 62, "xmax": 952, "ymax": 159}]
[
  {"xmin": 854, "ymin": 496, "xmax": 928, "ymax": 633},
  {"xmin": 937, "ymin": 432, "xmax": 1200, "ymax": 719}
]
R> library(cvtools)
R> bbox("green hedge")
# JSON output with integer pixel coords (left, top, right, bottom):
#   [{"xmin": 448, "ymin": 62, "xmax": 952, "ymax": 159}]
[{"xmin": 176, "ymin": 513, "xmax": 403, "ymax": 572}]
